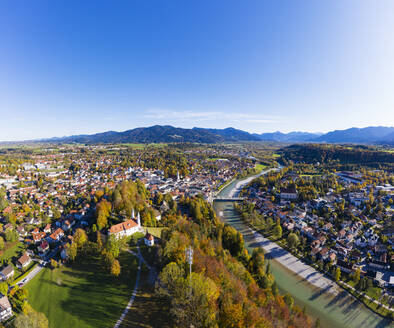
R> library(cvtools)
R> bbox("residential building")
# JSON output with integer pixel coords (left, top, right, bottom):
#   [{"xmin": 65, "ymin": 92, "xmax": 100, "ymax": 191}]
[
  {"xmin": 0, "ymin": 295, "xmax": 12, "ymax": 321},
  {"xmin": 0, "ymin": 265, "xmax": 14, "ymax": 281}
]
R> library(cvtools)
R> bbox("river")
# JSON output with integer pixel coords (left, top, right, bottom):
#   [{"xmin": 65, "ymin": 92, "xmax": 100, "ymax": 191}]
[{"xmin": 213, "ymin": 170, "xmax": 393, "ymax": 328}]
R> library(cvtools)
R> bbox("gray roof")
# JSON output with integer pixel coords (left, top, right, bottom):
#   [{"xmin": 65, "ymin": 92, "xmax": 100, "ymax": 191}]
[
  {"xmin": 0, "ymin": 295, "xmax": 11, "ymax": 311},
  {"xmin": 0, "ymin": 265, "xmax": 14, "ymax": 277}
]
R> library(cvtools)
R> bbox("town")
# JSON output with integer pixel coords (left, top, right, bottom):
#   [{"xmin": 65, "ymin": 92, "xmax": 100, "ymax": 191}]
[
  {"xmin": 0, "ymin": 143, "xmax": 261, "ymax": 325},
  {"xmin": 0, "ymin": 142, "xmax": 392, "ymax": 327},
  {"xmin": 237, "ymin": 161, "xmax": 394, "ymax": 315}
]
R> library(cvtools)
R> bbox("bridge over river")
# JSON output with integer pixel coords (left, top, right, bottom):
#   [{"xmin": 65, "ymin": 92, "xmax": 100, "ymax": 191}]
[{"xmin": 213, "ymin": 196, "xmax": 244, "ymax": 201}]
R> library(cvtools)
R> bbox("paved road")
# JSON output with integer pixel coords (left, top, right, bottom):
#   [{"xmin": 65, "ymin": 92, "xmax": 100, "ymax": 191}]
[
  {"xmin": 13, "ymin": 263, "xmax": 43, "ymax": 287},
  {"xmin": 341, "ymin": 281, "xmax": 393, "ymax": 312}
]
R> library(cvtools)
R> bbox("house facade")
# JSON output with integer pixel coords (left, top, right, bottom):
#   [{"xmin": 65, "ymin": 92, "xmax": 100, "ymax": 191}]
[
  {"xmin": 16, "ymin": 253, "xmax": 31, "ymax": 269},
  {"xmin": 144, "ymin": 233, "xmax": 154, "ymax": 246},
  {"xmin": 108, "ymin": 218, "xmax": 141, "ymax": 238},
  {"xmin": 0, "ymin": 295, "xmax": 12, "ymax": 322},
  {"xmin": 0, "ymin": 265, "xmax": 14, "ymax": 281}
]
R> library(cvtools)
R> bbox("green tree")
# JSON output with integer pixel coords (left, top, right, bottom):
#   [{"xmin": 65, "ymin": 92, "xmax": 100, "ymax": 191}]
[
  {"xmin": 222, "ymin": 224, "xmax": 244, "ymax": 257},
  {"xmin": 283, "ymin": 293, "xmax": 294, "ymax": 310},
  {"xmin": 273, "ymin": 224, "xmax": 282, "ymax": 239},
  {"xmin": 353, "ymin": 268, "xmax": 361, "ymax": 285},
  {"xmin": 335, "ymin": 267, "xmax": 341, "ymax": 282},
  {"xmin": 0, "ymin": 282, "xmax": 7, "ymax": 296},
  {"xmin": 96, "ymin": 231, "xmax": 103, "ymax": 250},
  {"xmin": 14, "ymin": 308, "xmax": 49, "ymax": 328},
  {"xmin": 0, "ymin": 237, "xmax": 4, "ymax": 251},
  {"xmin": 5, "ymin": 229, "xmax": 18, "ymax": 242},
  {"xmin": 15, "ymin": 288, "xmax": 28, "ymax": 302},
  {"xmin": 157, "ymin": 262, "xmax": 184, "ymax": 296},
  {"xmin": 53, "ymin": 208, "xmax": 61, "ymax": 220},
  {"xmin": 271, "ymin": 281, "xmax": 278, "ymax": 296},
  {"xmin": 287, "ymin": 233, "xmax": 299, "ymax": 249}
]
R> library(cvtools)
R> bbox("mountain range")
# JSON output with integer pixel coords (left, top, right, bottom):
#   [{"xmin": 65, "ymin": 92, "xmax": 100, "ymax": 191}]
[{"xmin": 37, "ymin": 125, "xmax": 394, "ymax": 145}]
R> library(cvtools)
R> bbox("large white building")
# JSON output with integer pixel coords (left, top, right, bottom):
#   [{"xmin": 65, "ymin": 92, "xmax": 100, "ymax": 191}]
[{"xmin": 108, "ymin": 215, "xmax": 141, "ymax": 238}]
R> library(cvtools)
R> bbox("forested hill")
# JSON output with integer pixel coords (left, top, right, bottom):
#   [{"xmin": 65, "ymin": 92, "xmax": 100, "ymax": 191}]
[
  {"xmin": 280, "ymin": 144, "xmax": 394, "ymax": 170},
  {"xmin": 41, "ymin": 126, "xmax": 261, "ymax": 144},
  {"xmin": 33, "ymin": 125, "xmax": 394, "ymax": 145}
]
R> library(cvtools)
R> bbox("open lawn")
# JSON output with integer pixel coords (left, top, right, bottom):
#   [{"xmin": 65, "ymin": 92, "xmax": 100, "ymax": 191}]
[
  {"xmin": 144, "ymin": 227, "xmax": 164, "ymax": 238},
  {"xmin": 254, "ymin": 163, "xmax": 267, "ymax": 172},
  {"xmin": 26, "ymin": 251, "xmax": 139, "ymax": 328},
  {"xmin": 0, "ymin": 241, "xmax": 25, "ymax": 261},
  {"xmin": 119, "ymin": 269, "xmax": 172, "ymax": 328}
]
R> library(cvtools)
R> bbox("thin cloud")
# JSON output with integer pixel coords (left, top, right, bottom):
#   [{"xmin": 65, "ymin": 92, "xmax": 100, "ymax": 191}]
[{"xmin": 144, "ymin": 108, "xmax": 279, "ymax": 124}]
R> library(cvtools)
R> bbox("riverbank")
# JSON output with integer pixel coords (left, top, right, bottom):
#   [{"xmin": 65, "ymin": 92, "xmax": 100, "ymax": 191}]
[
  {"xmin": 243, "ymin": 224, "xmax": 340, "ymax": 295},
  {"xmin": 214, "ymin": 171, "xmax": 393, "ymax": 328},
  {"xmin": 243, "ymin": 219, "xmax": 393, "ymax": 318}
]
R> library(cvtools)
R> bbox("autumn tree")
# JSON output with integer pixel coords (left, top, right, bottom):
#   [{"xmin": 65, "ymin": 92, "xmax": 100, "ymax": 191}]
[
  {"xmin": 50, "ymin": 259, "xmax": 58, "ymax": 269},
  {"xmin": 158, "ymin": 265, "xmax": 219, "ymax": 328},
  {"xmin": 110, "ymin": 259, "xmax": 121, "ymax": 277},
  {"xmin": 68, "ymin": 242, "xmax": 78, "ymax": 261},
  {"xmin": 96, "ymin": 199, "xmax": 112, "ymax": 230},
  {"xmin": 73, "ymin": 228, "xmax": 88, "ymax": 248}
]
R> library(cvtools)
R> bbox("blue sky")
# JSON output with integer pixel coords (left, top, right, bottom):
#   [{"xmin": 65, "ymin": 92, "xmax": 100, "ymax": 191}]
[{"xmin": 0, "ymin": 1, "xmax": 393, "ymax": 141}]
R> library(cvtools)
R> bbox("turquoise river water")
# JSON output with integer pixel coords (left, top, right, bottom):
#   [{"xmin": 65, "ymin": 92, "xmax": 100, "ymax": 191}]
[{"xmin": 213, "ymin": 173, "xmax": 393, "ymax": 328}]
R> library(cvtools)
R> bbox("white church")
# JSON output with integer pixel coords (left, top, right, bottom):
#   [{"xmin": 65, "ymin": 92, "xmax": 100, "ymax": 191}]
[{"xmin": 108, "ymin": 210, "xmax": 142, "ymax": 238}]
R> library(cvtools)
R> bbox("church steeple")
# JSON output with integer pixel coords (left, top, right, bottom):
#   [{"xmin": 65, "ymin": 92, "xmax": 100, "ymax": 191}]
[{"xmin": 137, "ymin": 212, "xmax": 141, "ymax": 227}]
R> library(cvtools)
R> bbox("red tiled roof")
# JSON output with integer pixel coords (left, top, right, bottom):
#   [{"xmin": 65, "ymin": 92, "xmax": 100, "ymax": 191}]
[
  {"xmin": 17, "ymin": 253, "xmax": 30, "ymax": 266},
  {"xmin": 109, "ymin": 219, "xmax": 138, "ymax": 234}
]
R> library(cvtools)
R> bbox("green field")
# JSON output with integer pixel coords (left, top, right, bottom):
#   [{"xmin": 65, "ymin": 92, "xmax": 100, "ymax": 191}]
[
  {"xmin": 0, "ymin": 241, "xmax": 25, "ymax": 261},
  {"xmin": 26, "ymin": 251, "xmax": 139, "ymax": 328},
  {"xmin": 123, "ymin": 143, "xmax": 167, "ymax": 149},
  {"xmin": 254, "ymin": 163, "xmax": 267, "ymax": 172},
  {"xmin": 144, "ymin": 227, "xmax": 165, "ymax": 238}
]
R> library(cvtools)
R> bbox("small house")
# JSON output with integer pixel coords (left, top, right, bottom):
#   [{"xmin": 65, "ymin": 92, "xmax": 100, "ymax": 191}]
[
  {"xmin": 0, "ymin": 295, "xmax": 12, "ymax": 322},
  {"xmin": 38, "ymin": 240, "xmax": 49, "ymax": 254},
  {"xmin": 0, "ymin": 265, "xmax": 14, "ymax": 281},
  {"xmin": 144, "ymin": 233, "xmax": 154, "ymax": 246},
  {"xmin": 16, "ymin": 253, "xmax": 31, "ymax": 269}
]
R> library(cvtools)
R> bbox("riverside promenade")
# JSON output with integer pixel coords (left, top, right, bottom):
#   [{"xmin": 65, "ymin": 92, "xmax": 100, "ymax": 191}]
[{"xmin": 248, "ymin": 226, "xmax": 340, "ymax": 295}]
